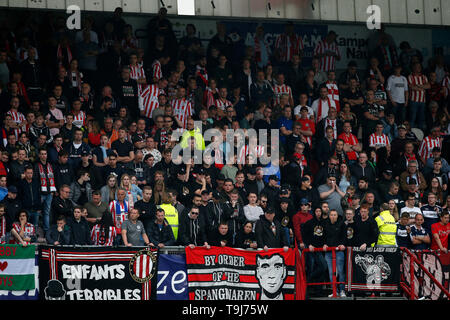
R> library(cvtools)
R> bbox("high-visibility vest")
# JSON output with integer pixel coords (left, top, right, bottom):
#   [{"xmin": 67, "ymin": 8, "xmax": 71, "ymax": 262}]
[
  {"xmin": 158, "ymin": 203, "xmax": 179, "ymax": 240},
  {"xmin": 374, "ymin": 210, "xmax": 398, "ymax": 247},
  {"xmin": 180, "ymin": 128, "xmax": 206, "ymax": 150}
]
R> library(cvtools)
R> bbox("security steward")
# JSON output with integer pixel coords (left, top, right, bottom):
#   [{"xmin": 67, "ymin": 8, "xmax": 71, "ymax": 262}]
[{"xmin": 374, "ymin": 209, "xmax": 398, "ymax": 247}]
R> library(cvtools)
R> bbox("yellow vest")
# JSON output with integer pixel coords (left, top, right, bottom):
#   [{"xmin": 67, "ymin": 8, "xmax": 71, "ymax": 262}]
[
  {"xmin": 180, "ymin": 128, "xmax": 206, "ymax": 150},
  {"xmin": 374, "ymin": 210, "xmax": 397, "ymax": 247},
  {"xmin": 158, "ymin": 203, "xmax": 179, "ymax": 240}
]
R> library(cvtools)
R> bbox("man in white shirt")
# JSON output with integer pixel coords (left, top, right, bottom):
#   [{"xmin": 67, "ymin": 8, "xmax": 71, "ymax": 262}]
[
  {"xmin": 311, "ymin": 85, "xmax": 336, "ymax": 123},
  {"xmin": 386, "ymin": 65, "xmax": 409, "ymax": 124}
]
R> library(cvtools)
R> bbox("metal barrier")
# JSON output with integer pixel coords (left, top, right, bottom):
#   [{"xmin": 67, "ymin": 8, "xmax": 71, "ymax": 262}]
[
  {"xmin": 300, "ymin": 247, "xmax": 345, "ymax": 298},
  {"xmin": 399, "ymin": 248, "xmax": 450, "ymax": 300}
]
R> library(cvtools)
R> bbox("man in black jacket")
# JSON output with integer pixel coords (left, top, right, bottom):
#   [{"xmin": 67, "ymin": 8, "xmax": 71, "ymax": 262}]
[
  {"xmin": 178, "ymin": 205, "xmax": 209, "ymax": 248},
  {"xmin": 301, "ymin": 207, "xmax": 328, "ymax": 293},
  {"xmin": 208, "ymin": 221, "xmax": 233, "ymax": 247},
  {"xmin": 46, "ymin": 215, "xmax": 72, "ymax": 245},
  {"xmin": 135, "ymin": 186, "xmax": 156, "ymax": 230},
  {"xmin": 50, "ymin": 185, "xmax": 74, "ymax": 225},
  {"xmin": 255, "ymin": 207, "xmax": 289, "ymax": 251},
  {"xmin": 17, "ymin": 166, "xmax": 42, "ymax": 230},
  {"xmin": 147, "ymin": 208, "xmax": 176, "ymax": 248},
  {"xmin": 1, "ymin": 186, "xmax": 22, "ymax": 232},
  {"xmin": 66, "ymin": 206, "xmax": 92, "ymax": 245},
  {"xmin": 354, "ymin": 204, "xmax": 379, "ymax": 250},
  {"xmin": 53, "ymin": 150, "xmax": 74, "ymax": 191}
]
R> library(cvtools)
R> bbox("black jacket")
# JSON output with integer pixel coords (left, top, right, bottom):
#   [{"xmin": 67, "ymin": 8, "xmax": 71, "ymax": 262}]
[
  {"xmin": 234, "ymin": 229, "xmax": 257, "ymax": 249},
  {"xmin": 18, "ymin": 178, "xmax": 42, "ymax": 211},
  {"xmin": 255, "ymin": 215, "xmax": 288, "ymax": 249},
  {"xmin": 147, "ymin": 218, "xmax": 176, "ymax": 246},
  {"xmin": 178, "ymin": 213, "xmax": 207, "ymax": 246},
  {"xmin": 67, "ymin": 217, "xmax": 92, "ymax": 245},
  {"xmin": 302, "ymin": 216, "xmax": 325, "ymax": 248},
  {"xmin": 53, "ymin": 161, "xmax": 75, "ymax": 191},
  {"xmin": 50, "ymin": 196, "xmax": 74, "ymax": 225},
  {"xmin": 323, "ymin": 218, "xmax": 346, "ymax": 247},
  {"xmin": 354, "ymin": 216, "xmax": 379, "ymax": 247},
  {"xmin": 208, "ymin": 229, "xmax": 233, "ymax": 247},
  {"xmin": 1, "ymin": 197, "xmax": 21, "ymax": 228},
  {"xmin": 46, "ymin": 224, "xmax": 72, "ymax": 245}
]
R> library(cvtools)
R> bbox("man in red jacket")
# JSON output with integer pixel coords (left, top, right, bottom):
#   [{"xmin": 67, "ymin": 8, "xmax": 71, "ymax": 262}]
[{"xmin": 292, "ymin": 198, "xmax": 312, "ymax": 249}]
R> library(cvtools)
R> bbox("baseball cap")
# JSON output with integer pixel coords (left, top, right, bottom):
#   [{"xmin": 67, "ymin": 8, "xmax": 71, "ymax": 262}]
[
  {"xmin": 269, "ymin": 175, "xmax": 279, "ymax": 181},
  {"xmin": 300, "ymin": 198, "xmax": 309, "ymax": 205},
  {"xmin": 201, "ymin": 189, "xmax": 210, "ymax": 195},
  {"xmin": 216, "ymin": 174, "xmax": 226, "ymax": 181},
  {"xmin": 8, "ymin": 185, "xmax": 18, "ymax": 193},
  {"xmin": 398, "ymin": 125, "xmax": 407, "ymax": 130},
  {"xmin": 280, "ymin": 198, "xmax": 290, "ymax": 203},
  {"xmin": 247, "ymin": 167, "xmax": 256, "ymax": 175},
  {"xmin": 195, "ymin": 167, "xmax": 206, "ymax": 175},
  {"xmin": 177, "ymin": 167, "xmax": 187, "ymax": 175},
  {"xmin": 212, "ymin": 190, "xmax": 221, "ymax": 199},
  {"xmin": 81, "ymin": 150, "xmax": 90, "ymax": 157}
]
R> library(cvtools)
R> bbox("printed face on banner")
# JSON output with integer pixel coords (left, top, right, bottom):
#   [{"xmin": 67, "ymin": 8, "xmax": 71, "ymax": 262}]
[
  {"xmin": 355, "ymin": 254, "xmax": 391, "ymax": 289},
  {"xmin": 255, "ymin": 254, "xmax": 287, "ymax": 300}
]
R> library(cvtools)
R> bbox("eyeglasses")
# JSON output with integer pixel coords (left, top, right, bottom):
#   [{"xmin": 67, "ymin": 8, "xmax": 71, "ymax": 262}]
[
  {"xmin": 191, "ymin": 211, "xmax": 199, "ymax": 215},
  {"xmin": 301, "ymin": 203, "xmax": 309, "ymax": 206},
  {"xmin": 260, "ymin": 200, "xmax": 267, "ymax": 203}
]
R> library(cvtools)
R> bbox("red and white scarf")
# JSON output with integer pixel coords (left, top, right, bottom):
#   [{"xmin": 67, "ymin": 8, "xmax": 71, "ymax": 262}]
[
  {"xmin": 196, "ymin": 65, "xmax": 208, "ymax": 87},
  {"xmin": 326, "ymin": 81, "xmax": 340, "ymax": 112},
  {"xmin": 38, "ymin": 162, "xmax": 56, "ymax": 193},
  {"xmin": 316, "ymin": 97, "xmax": 333, "ymax": 123},
  {"xmin": 57, "ymin": 44, "xmax": 73, "ymax": 66}
]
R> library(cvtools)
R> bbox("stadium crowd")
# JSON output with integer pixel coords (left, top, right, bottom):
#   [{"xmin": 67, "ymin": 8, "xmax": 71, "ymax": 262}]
[{"xmin": 0, "ymin": 7, "xmax": 449, "ymax": 298}]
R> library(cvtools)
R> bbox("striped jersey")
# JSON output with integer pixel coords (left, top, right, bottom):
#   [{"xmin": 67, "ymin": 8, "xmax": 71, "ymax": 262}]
[
  {"xmin": 237, "ymin": 145, "xmax": 265, "ymax": 165},
  {"xmin": 90, "ymin": 225, "xmax": 117, "ymax": 246},
  {"xmin": 314, "ymin": 40, "xmax": 341, "ymax": 72},
  {"xmin": 7, "ymin": 109, "xmax": 26, "ymax": 139},
  {"xmin": 139, "ymin": 84, "xmax": 160, "ymax": 118},
  {"xmin": 419, "ymin": 136, "xmax": 441, "ymax": 162},
  {"xmin": 408, "ymin": 73, "xmax": 428, "ymax": 103},
  {"xmin": 442, "ymin": 76, "xmax": 450, "ymax": 96},
  {"xmin": 324, "ymin": 118, "xmax": 338, "ymax": 139},
  {"xmin": 109, "ymin": 200, "xmax": 129, "ymax": 232},
  {"xmin": 297, "ymin": 118, "xmax": 315, "ymax": 147},
  {"xmin": 71, "ymin": 110, "xmax": 86, "ymax": 128},
  {"xmin": 151, "ymin": 59, "xmax": 162, "ymax": 81},
  {"xmin": 325, "ymin": 81, "xmax": 340, "ymax": 111},
  {"xmin": 204, "ymin": 87, "xmax": 218, "ymax": 108},
  {"xmin": 129, "ymin": 64, "xmax": 147, "ymax": 94},
  {"xmin": 11, "ymin": 222, "xmax": 35, "ymax": 245},
  {"xmin": 275, "ymin": 33, "xmax": 304, "ymax": 63},
  {"xmin": 369, "ymin": 133, "xmax": 390, "ymax": 148},
  {"xmin": 273, "ymin": 84, "xmax": 293, "ymax": 106},
  {"xmin": 215, "ymin": 97, "xmax": 233, "ymax": 111},
  {"xmin": 171, "ymin": 98, "xmax": 193, "ymax": 129}
]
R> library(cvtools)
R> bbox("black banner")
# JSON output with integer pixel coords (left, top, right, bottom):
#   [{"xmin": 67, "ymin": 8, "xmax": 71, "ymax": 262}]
[
  {"xmin": 39, "ymin": 246, "xmax": 158, "ymax": 300},
  {"xmin": 346, "ymin": 247, "xmax": 401, "ymax": 292}
]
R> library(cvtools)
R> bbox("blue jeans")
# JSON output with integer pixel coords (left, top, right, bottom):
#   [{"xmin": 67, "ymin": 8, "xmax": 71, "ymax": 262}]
[
  {"xmin": 41, "ymin": 194, "xmax": 53, "ymax": 233},
  {"xmin": 27, "ymin": 210, "xmax": 40, "ymax": 230},
  {"xmin": 325, "ymin": 251, "xmax": 345, "ymax": 292},
  {"xmin": 306, "ymin": 251, "xmax": 328, "ymax": 282},
  {"xmin": 409, "ymin": 101, "xmax": 426, "ymax": 130}
]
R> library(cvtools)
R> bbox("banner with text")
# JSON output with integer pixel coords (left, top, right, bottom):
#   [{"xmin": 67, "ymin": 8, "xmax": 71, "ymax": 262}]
[
  {"xmin": 186, "ymin": 246, "xmax": 296, "ymax": 300},
  {"xmin": 346, "ymin": 247, "xmax": 401, "ymax": 292},
  {"xmin": 0, "ymin": 245, "xmax": 36, "ymax": 292},
  {"xmin": 39, "ymin": 246, "xmax": 158, "ymax": 300},
  {"xmin": 157, "ymin": 254, "xmax": 188, "ymax": 300},
  {"xmin": 401, "ymin": 250, "xmax": 450, "ymax": 300}
]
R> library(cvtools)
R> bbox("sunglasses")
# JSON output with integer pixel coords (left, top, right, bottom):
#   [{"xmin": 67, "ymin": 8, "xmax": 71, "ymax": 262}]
[{"xmin": 191, "ymin": 211, "xmax": 199, "ymax": 215}]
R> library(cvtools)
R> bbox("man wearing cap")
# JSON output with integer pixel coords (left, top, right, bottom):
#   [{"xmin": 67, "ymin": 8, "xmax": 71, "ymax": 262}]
[
  {"xmin": 377, "ymin": 167, "xmax": 395, "ymax": 196},
  {"xmin": 390, "ymin": 124, "xmax": 410, "ymax": 160},
  {"xmin": 1, "ymin": 186, "xmax": 21, "ymax": 232},
  {"xmin": 292, "ymin": 198, "xmax": 312, "ymax": 249},
  {"xmin": 203, "ymin": 190, "xmax": 227, "ymax": 240},
  {"xmin": 255, "ymin": 207, "xmax": 289, "ymax": 251},
  {"xmin": 261, "ymin": 175, "xmax": 281, "ymax": 207},
  {"xmin": 276, "ymin": 196, "xmax": 296, "ymax": 244}
]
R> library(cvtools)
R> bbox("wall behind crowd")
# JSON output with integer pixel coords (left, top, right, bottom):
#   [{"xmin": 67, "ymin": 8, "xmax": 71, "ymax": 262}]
[{"xmin": 0, "ymin": 8, "xmax": 448, "ymax": 74}]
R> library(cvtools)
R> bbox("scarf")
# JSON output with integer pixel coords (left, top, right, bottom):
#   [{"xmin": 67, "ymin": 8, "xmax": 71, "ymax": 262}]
[
  {"xmin": 196, "ymin": 65, "xmax": 208, "ymax": 86},
  {"xmin": 317, "ymin": 97, "xmax": 332, "ymax": 123},
  {"xmin": 381, "ymin": 46, "xmax": 398, "ymax": 70},
  {"xmin": 404, "ymin": 153, "xmax": 417, "ymax": 167},
  {"xmin": 113, "ymin": 200, "xmax": 128, "ymax": 230},
  {"xmin": 57, "ymin": 44, "xmax": 73, "ymax": 67},
  {"xmin": 71, "ymin": 70, "xmax": 83, "ymax": 91},
  {"xmin": 38, "ymin": 162, "xmax": 56, "ymax": 193},
  {"xmin": 326, "ymin": 81, "xmax": 340, "ymax": 112}
]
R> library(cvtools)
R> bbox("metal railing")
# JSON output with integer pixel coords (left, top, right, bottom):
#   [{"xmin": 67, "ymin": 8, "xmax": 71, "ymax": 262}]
[{"xmin": 399, "ymin": 247, "xmax": 450, "ymax": 300}]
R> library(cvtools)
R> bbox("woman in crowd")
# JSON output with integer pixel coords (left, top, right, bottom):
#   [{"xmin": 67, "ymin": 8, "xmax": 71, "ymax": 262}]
[
  {"xmin": 119, "ymin": 173, "xmax": 143, "ymax": 208},
  {"xmin": 101, "ymin": 174, "xmax": 119, "ymax": 204}
]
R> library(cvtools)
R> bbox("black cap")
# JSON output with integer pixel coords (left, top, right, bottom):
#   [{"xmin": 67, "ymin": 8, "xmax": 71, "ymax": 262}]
[
  {"xmin": 81, "ymin": 150, "xmax": 90, "ymax": 156},
  {"xmin": 212, "ymin": 190, "xmax": 221, "ymax": 199},
  {"xmin": 216, "ymin": 174, "xmax": 226, "ymax": 181},
  {"xmin": 300, "ymin": 198, "xmax": 309, "ymax": 205},
  {"xmin": 177, "ymin": 167, "xmax": 187, "ymax": 175},
  {"xmin": 195, "ymin": 167, "xmax": 206, "ymax": 175},
  {"xmin": 247, "ymin": 167, "xmax": 256, "ymax": 175},
  {"xmin": 265, "ymin": 207, "xmax": 276, "ymax": 214},
  {"xmin": 301, "ymin": 176, "xmax": 310, "ymax": 183},
  {"xmin": 8, "ymin": 185, "xmax": 18, "ymax": 193},
  {"xmin": 383, "ymin": 166, "xmax": 393, "ymax": 175},
  {"xmin": 280, "ymin": 198, "xmax": 290, "ymax": 203},
  {"xmin": 280, "ymin": 189, "xmax": 289, "ymax": 195},
  {"xmin": 201, "ymin": 189, "xmax": 210, "ymax": 195},
  {"xmin": 269, "ymin": 175, "xmax": 279, "ymax": 181}
]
